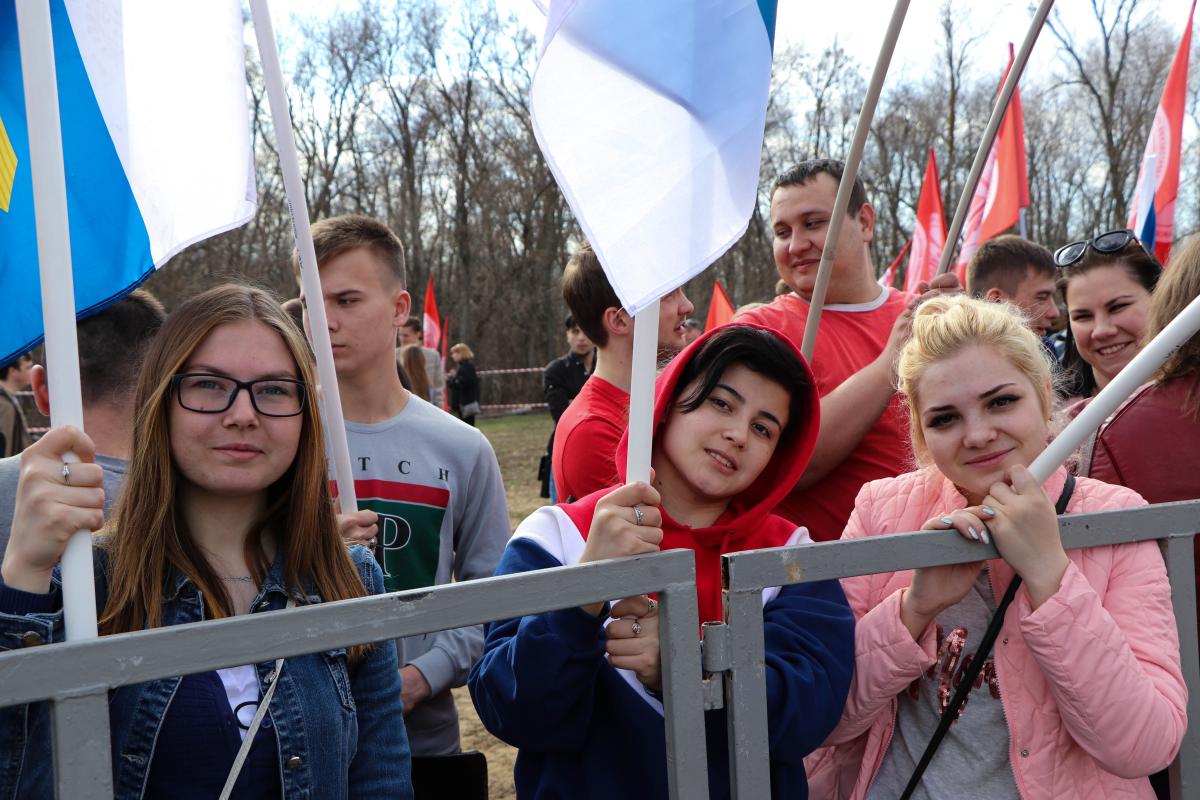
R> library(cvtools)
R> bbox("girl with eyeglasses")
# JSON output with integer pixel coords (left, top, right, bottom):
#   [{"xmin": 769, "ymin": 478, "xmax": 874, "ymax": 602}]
[
  {"xmin": 1054, "ymin": 230, "xmax": 1162, "ymax": 402},
  {"xmin": 0, "ymin": 284, "xmax": 412, "ymax": 799}
]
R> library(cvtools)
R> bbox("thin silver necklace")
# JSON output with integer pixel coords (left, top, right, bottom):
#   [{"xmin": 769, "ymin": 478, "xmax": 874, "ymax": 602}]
[{"xmin": 219, "ymin": 575, "xmax": 255, "ymax": 583}]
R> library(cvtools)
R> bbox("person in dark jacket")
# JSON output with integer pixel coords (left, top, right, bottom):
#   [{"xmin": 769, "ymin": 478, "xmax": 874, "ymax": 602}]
[
  {"xmin": 448, "ymin": 343, "xmax": 480, "ymax": 426},
  {"xmin": 540, "ymin": 315, "xmax": 594, "ymax": 499},
  {"xmin": 469, "ymin": 324, "xmax": 855, "ymax": 799}
]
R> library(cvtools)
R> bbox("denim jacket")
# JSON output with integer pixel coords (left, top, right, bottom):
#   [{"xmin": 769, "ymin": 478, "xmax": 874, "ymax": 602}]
[{"xmin": 0, "ymin": 544, "xmax": 413, "ymax": 799}]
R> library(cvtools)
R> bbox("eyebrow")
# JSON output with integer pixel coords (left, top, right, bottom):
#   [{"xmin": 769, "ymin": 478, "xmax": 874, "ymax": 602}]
[
  {"xmin": 923, "ymin": 382, "xmax": 1016, "ymax": 414},
  {"xmin": 714, "ymin": 382, "xmax": 784, "ymax": 428},
  {"xmin": 185, "ymin": 365, "xmax": 298, "ymax": 380}
]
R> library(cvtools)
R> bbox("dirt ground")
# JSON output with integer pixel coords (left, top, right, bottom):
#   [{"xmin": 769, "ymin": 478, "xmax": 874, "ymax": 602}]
[{"xmin": 461, "ymin": 412, "xmax": 555, "ymax": 799}]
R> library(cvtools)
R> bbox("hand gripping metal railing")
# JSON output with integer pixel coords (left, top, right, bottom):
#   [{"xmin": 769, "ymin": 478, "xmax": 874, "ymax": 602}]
[
  {"xmin": 710, "ymin": 500, "xmax": 1200, "ymax": 799},
  {"xmin": 0, "ymin": 549, "xmax": 711, "ymax": 800}
]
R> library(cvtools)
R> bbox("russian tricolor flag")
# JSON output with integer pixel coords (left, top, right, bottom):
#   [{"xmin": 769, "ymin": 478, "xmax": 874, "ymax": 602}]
[
  {"xmin": 0, "ymin": 0, "xmax": 254, "ymax": 364},
  {"xmin": 531, "ymin": 0, "xmax": 776, "ymax": 315}
]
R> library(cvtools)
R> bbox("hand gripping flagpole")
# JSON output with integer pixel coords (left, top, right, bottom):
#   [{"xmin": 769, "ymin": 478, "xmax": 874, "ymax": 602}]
[
  {"xmin": 937, "ymin": 0, "xmax": 1054, "ymax": 276},
  {"xmin": 249, "ymin": 0, "xmax": 357, "ymax": 513},
  {"xmin": 15, "ymin": 0, "xmax": 98, "ymax": 640},
  {"xmin": 1029, "ymin": 291, "xmax": 1200, "ymax": 482},
  {"xmin": 800, "ymin": 0, "xmax": 910, "ymax": 361}
]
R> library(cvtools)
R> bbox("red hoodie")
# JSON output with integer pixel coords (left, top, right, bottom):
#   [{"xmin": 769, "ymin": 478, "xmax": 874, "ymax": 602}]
[{"xmin": 561, "ymin": 323, "xmax": 821, "ymax": 623}]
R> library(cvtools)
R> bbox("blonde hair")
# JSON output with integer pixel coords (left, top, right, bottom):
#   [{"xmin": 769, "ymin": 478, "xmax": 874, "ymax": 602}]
[
  {"xmin": 450, "ymin": 342, "xmax": 474, "ymax": 360},
  {"xmin": 898, "ymin": 295, "xmax": 1055, "ymax": 461}
]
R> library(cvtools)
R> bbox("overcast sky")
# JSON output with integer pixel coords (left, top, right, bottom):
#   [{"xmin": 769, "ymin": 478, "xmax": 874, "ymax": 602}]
[{"xmin": 271, "ymin": 0, "xmax": 1199, "ymax": 84}]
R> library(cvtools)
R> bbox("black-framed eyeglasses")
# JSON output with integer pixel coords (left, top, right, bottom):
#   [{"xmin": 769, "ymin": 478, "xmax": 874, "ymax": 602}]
[
  {"xmin": 171, "ymin": 373, "xmax": 307, "ymax": 417},
  {"xmin": 1054, "ymin": 229, "xmax": 1141, "ymax": 268}
]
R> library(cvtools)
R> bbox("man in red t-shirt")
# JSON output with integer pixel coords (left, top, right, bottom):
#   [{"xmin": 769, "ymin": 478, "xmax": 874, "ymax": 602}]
[
  {"xmin": 552, "ymin": 242, "xmax": 694, "ymax": 502},
  {"xmin": 740, "ymin": 159, "xmax": 958, "ymax": 541}
]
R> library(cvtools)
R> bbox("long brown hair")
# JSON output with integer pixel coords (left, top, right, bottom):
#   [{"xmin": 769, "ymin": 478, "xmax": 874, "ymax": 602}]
[
  {"xmin": 1146, "ymin": 235, "xmax": 1200, "ymax": 417},
  {"xmin": 400, "ymin": 344, "xmax": 431, "ymax": 402},
  {"xmin": 99, "ymin": 284, "xmax": 370, "ymax": 661}
]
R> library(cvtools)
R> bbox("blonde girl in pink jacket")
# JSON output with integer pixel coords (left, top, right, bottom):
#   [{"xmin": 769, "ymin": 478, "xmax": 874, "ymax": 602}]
[{"xmin": 806, "ymin": 295, "xmax": 1186, "ymax": 800}]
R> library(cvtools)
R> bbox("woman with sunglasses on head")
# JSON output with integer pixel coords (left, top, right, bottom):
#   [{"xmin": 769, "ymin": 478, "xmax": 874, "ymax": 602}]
[
  {"xmin": 806, "ymin": 295, "xmax": 1185, "ymax": 800},
  {"xmin": 469, "ymin": 324, "xmax": 854, "ymax": 799},
  {"xmin": 1054, "ymin": 229, "xmax": 1161, "ymax": 403},
  {"xmin": 0, "ymin": 284, "xmax": 412, "ymax": 799}
]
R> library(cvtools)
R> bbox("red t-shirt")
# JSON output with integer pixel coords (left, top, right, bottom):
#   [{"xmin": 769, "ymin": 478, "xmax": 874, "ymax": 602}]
[
  {"xmin": 740, "ymin": 288, "xmax": 914, "ymax": 540},
  {"xmin": 551, "ymin": 375, "xmax": 629, "ymax": 503}
]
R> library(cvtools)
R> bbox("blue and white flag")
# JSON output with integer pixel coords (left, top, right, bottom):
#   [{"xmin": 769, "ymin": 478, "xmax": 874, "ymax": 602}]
[
  {"xmin": 531, "ymin": 0, "xmax": 777, "ymax": 315},
  {"xmin": 0, "ymin": 0, "xmax": 254, "ymax": 364}
]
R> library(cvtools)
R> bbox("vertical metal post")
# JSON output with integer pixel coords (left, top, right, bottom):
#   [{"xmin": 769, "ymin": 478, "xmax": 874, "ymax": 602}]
[
  {"xmin": 1164, "ymin": 534, "xmax": 1199, "ymax": 798},
  {"xmin": 658, "ymin": 577, "xmax": 710, "ymax": 800},
  {"xmin": 52, "ymin": 692, "xmax": 113, "ymax": 799},
  {"xmin": 723, "ymin": 588, "xmax": 771, "ymax": 799}
]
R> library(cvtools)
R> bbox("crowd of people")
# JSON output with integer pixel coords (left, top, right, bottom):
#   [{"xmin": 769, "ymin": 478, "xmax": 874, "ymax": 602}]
[{"xmin": 0, "ymin": 157, "xmax": 1196, "ymax": 799}]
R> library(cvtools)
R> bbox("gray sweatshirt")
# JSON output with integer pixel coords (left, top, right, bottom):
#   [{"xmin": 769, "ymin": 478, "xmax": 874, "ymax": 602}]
[{"xmin": 338, "ymin": 395, "xmax": 510, "ymax": 755}]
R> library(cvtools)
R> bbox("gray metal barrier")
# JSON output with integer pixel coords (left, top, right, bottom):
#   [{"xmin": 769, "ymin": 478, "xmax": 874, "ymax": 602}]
[
  {"xmin": 716, "ymin": 500, "xmax": 1200, "ymax": 799},
  {"xmin": 0, "ymin": 549, "xmax": 710, "ymax": 800}
]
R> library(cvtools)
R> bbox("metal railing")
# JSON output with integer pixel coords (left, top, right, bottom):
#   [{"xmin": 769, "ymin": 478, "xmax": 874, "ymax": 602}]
[
  {"xmin": 716, "ymin": 500, "xmax": 1200, "ymax": 799},
  {"xmin": 1, "ymin": 501, "xmax": 1197, "ymax": 799},
  {"xmin": 0, "ymin": 550, "xmax": 711, "ymax": 800}
]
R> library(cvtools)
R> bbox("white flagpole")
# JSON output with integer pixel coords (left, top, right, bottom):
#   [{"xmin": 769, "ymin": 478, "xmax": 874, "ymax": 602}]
[
  {"xmin": 800, "ymin": 0, "xmax": 910, "ymax": 362},
  {"xmin": 1030, "ymin": 292, "xmax": 1200, "ymax": 482},
  {"xmin": 249, "ymin": 0, "xmax": 357, "ymax": 513},
  {"xmin": 15, "ymin": 0, "xmax": 98, "ymax": 641},
  {"xmin": 625, "ymin": 299, "xmax": 660, "ymax": 484},
  {"xmin": 937, "ymin": 0, "xmax": 1054, "ymax": 276}
]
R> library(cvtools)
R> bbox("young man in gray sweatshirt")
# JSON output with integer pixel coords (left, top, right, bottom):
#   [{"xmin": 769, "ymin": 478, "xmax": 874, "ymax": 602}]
[{"xmin": 298, "ymin": 214, "xmax": 510, "ymax": 759}]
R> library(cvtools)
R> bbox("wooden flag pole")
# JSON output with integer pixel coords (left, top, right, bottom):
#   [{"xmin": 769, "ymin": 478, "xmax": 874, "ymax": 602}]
[
  {"xmin": 249, "ymin": 0, "xmax": 358, "ymax": 513},
  {"xmin": 15, "ymin": 0, "xmax": 98, "ymax": 641},
  {"xmin": 800, "ymin": 0, "xmax": 911, "ymax": 361},
  {"xmin": 937, "ymin": 0, "xmax": 1055, "ymax": 276}
]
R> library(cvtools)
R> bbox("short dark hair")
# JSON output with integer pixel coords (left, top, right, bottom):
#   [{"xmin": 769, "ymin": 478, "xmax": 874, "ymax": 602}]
[
  {"xmin": 400, "ymin": 316, "xmax": 422, "ymax": 335},
  {"xmin": 564, "ymin": 314, "xmax": 578, "ymax": 331},
  {"xmin": 281, "ymin": 298, "xmax": 305, "ymax": 332},
  {"xmin": 78, "ymin": 289, "xmax": 167, "ymax": 407},
  {"xmin": 771, "ymin": 158, "xmax": 868, "ymax": 214},
  {"xmin": 672, "ymin": 326, "xmax": 811, "ymax": 436},
  {"xmin": 0, "ymin": 353, "xmax": 33, "ymax": 381},
  {"xmin": 301, "ymin": 214, "xmax": 407, "ymax": 288},
  {"xmin": 967, "ymin": 235, "xmax": 1057, "ymax": 297},
  {"xmin": 561, "ymin": 241, "xmax": 621, "ymax": 348}
]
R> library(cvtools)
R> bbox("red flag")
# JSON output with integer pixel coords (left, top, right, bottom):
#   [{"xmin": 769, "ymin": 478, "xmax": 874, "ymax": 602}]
[
  {"xmin": 1128, "ymin": 0, "xmax": 1195, "ymax": 264},
  {"xmin": 956, "ymin": 45, "xmax": 1029, "ymax": 280},
  {"xmin": 704, "ymin": 280, "xmax": 735, "ymax": 330},
  {"xmin": 423, "ymin": 276, "xmax": 441, "ymax": 351},
  {"xmin": 440, "ymin": 316, "xmax": 450, "ymax": 411},
  {"xmin": 880, "ymin": 240, "xmax": 912, "ymax": 289},
  {"xmin": 904, "ymin": 149, "xmax": 947, "ymax": 293}
]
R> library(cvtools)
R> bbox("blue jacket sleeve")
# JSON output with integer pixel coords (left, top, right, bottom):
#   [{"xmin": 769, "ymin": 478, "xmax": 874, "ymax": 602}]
[
  {"xmin": 467, "ymin": 539, "xmax": 609, "ymax": 752},
  {"xmin": 762, "ymin": 579, "xmax": 855, "ymax": 764},
  {"xmin": 347, "ymin": 547, "xmax": 414, "ymax": 799}
]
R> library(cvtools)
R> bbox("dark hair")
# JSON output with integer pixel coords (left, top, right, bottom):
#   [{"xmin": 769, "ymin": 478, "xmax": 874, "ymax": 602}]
[
  {"xmin": 1058, "ymin": 239, "xmax": 1162, "ymax": 397},
  {"xmin": 771, "ymin": 158, "xmax": 868, "ymax": 214},
  {"xmin": 400, "ymin": 316, "xmax": 422, "ymax": 335},
  {"xmin": 672, "ymin": 326, "xmax": 810, "ymax": 433},
  {"xmin": 967, "ymin": 235, "xmax": 1057, "ymax": 297},
  {"xmin": 0, "ymin": 353, "xmax": 32, "ymax": 381},
  {"xmin": 564, "ymin": 314, "xmax": 578, "ymax": 331},
  {"xmin": 300, "ymin": 214, "xmax": 407, "ymax": 288},
  {"xmin": 69, "ymin": 290, "xmax": 167, "ymax": 407},
  {"xmin": 281, "ymin": 298, "xmax": 305, "ymax": 333},
  {"xmin": 1145, "ymin": 234, "xmax": 1200, "ymax": 416},
  {"xmin": 561, "ymin": 241, "xmax": 621, "ymax": 348}
]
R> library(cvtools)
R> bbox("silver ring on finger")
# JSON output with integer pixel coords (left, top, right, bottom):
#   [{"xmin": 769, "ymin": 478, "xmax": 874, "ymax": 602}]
[
  {"xmin": 632, "ymin": 505, "xmax": 644, "ymax": 526},
  {"xmin": 61, "ymin": 463, "xmax": 71, "ymax": 485},
  {"xmin": 631, "ymin": 619, "xmax": 642, "ymax": 637}
]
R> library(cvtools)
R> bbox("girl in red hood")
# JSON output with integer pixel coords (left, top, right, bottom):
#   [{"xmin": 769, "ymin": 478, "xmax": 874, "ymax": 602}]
[{"xmin": 469, "ymin": 324, "xmax": 854, "ymax": 800}]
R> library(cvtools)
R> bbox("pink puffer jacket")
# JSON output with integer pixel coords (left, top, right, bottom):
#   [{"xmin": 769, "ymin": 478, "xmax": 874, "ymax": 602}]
[{"xmin": 805, "ymin": 467, "xmax": 1187, "ymax": 800}]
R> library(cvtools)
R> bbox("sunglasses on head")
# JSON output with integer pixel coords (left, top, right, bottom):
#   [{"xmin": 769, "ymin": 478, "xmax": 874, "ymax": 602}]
[{"xmin": 1054, "ymin": 229, "xmax": 1141, "ymax": 268}]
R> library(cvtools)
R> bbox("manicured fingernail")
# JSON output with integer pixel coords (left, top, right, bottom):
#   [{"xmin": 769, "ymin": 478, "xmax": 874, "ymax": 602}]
[
  {"xmin": 980, "ymin": 506, "xmax": 996, "ymax": 516},
  {"xmin": 968, "ymin": 526, "xmax": 980, "ymax": 541},
  {"xmin": 981, "ymin": 529, "xmax": 991, "ymax": 545},
  {"xmin": 940, "ymin": 518, "xmax": 954, "ymax": 526}
]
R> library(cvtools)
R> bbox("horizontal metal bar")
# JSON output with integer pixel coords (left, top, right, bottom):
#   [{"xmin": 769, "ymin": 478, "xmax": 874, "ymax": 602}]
[
  {"xmin": 0, "ymin": 549, "xmax": 695, "ymax": 707},
  {"xmin": 725, "ymin": 500, "xmax": 1200, "ymax": 591}
]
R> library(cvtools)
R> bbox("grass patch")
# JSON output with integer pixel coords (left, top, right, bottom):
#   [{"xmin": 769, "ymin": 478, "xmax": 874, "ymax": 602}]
[{"xmin": 478, "ymin": 411, "xmax": 555, "ymax": 530}]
